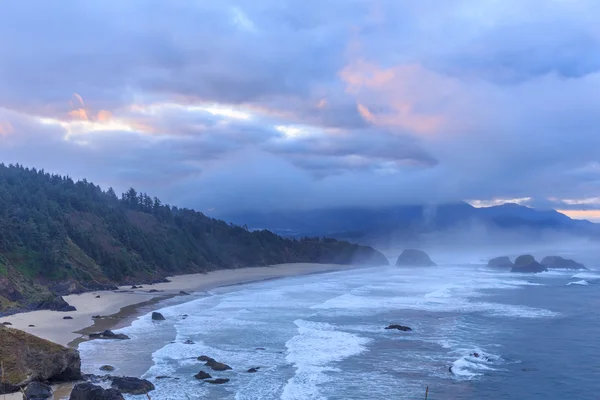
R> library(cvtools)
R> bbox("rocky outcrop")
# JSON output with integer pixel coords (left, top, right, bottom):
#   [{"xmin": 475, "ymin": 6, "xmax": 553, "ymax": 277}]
[
  {"xmin": 24, "ymin": 381, "xmax": 52, "ymax": 399},
  {"xmin": 385, "ymin": 324, "xmax": 412, "ymax": 332},
  {"xmin": 510, "ymin": 255, "xmax": 548, "ymax": 273},
  {"xmin": 206, "ymin": 378, "xmax": 230, "ymax": 384},
  {"xmin": 0, "ymin": 383, "xmax": 21, "ymax": 395},
  {"xmin": 89, "ymin": 330, "xmax": 130, "ymax": 340},
  {"xmin": 0, "ymin": 325, "xmax": 82, "ymax": 386},
  {"xmin": 70, "ymin": 383, "xmax": 125, "ymax": 400},
  {"xmin": 396, "ymin": 249, "xmax": 436, "ymax": 267},
  {"xmin": 110, "ymin": 377, "xmax": 155, "ymax": 395},
  {"xmin": 541, "ymin": 256, "xmax": 587, "ymax": 270},
  {"xmin": 31, "ymin": 295, "xmax": 76, "ymax": 312},
  {"xmin": 487, "ymin": 256, "xmax": 513, "ymax": 268},
  {"xmin": 194, "ymin": 371, "xmax": 212, "ymax": 380},
  {"xmin": 151, "ymin": 312, "xmax": 165, "ymax": 321},
  {"xmin": 197, "ymin": 355, "xmax": 232, "ymax": 371}
]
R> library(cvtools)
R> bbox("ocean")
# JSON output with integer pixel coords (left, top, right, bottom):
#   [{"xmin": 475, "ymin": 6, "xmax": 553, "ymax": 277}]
[{"xmin": 79, "ymin": 256, "xmax": 600, "ymax": 399}]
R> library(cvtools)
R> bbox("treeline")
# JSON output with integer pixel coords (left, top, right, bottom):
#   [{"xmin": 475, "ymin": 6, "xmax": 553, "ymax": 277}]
[{"xmin": 0, "ymin": 164, "xmax": 387, "ymax": 289}]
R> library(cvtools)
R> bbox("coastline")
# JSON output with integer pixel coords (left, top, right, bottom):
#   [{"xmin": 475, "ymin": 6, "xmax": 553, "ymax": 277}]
[{"xmin": 0, "ymin": 262, "xmax": 361, "ymax": 348}]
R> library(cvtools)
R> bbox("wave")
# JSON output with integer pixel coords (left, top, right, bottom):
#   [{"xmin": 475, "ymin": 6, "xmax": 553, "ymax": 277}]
[
  {"xmin": 572, "ymin": 272, "xmax": 600, "ymax": 280},
  {"xmin": 281, "ymin": 319, "xmax": 370, "ymax": 400},
  {"xmin": 567, "ymin": 280, "xmax": 589, "ymax": 286},
  {"xmin": 450, "ymin": 348, "xmax": 504, "ymax": 379}
]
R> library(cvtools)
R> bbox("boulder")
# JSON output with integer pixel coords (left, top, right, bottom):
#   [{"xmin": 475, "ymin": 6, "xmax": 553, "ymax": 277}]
[
  {"xmin": 0, "ymin": 382, "xmax": 21, "ymax": 395},
  {"xmin": 487, "ymin": 256, "xmax": 513, "ymax": 268},
  {"xmin": 194, "ymin": 371, "xmax": 212, "ymax": 380},
  {"xmin": 69, "ymin": 382, "xmax": 125, "ymax": 400},
  {"xmin": 184, "ymin": 339, "xmax": 195, "ymax": 344},
  {"xmin": 247, "ymin": 367, "xmax": 260, "ymax": 373},
  {"xmin": 206, "ymin": 378, "xmax": 230, "ymax": 384},
  {"xmin": 99, "ymin": 365, "xmax": 115, "ymax": 372},
  {"xmin": 541, "ymin": 256, "xmax": 587, "ymax": 270},
  {"xmin": 2, "ymin": 321, "xmax": 12, "ymax": 325},
  {"xmin": 197, "ymin": 355, "xmax": 215, "ymax": 363},
  {"xmin": 151, "ymin": 312, "xmax": 165, "ymax": 321},
  {"xmin": 28, "ymin": 325, "xmax": 35, "ymax": 327},
  {"xmin": 63, "ymin": 316, "xmax": 73, "ymax": 320},
  {"xmin": 24, "ymin": 381, "xmax": 52, "ymax": 399},
  {"xmin": 0, "ymin": 325, "xmax": 82, "ymax": 386},
  {"xmin": 385, "ymin": 324, "xmax": 412, "ymax": 332},
  {"xmin": 396, "ymin": 249, "xmax": 436, "ymax": 267},
  {"xmin": 110, "ymin": 377, "xmax": 155, "ymax": 395},
  {"xmin": 206, "ymin": 360, "xmax": 232, "ymax": 371},
  {"xmin": 511, "ymin": 255, "xmax": 547, "ymax": 273},
  {"xmin": 89, "ymin": 330, "xmax": 129, "ymax": 340}
]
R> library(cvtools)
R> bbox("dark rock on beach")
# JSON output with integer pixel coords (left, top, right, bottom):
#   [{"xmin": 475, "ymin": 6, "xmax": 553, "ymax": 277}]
[
  {"xmin": 89, "ymin": 330, "xmax": 130, "ymax": 340},
  {"xmin": 194, "ymin": 371, "xmax": 212, "ymax": 380},
  {"xmin": 511, "ymin": 255, "xmax": 547, "ymax": 273},
  {"xmin": 63, "ymin": 316, "xmax": 73, "ymax": 320},
  {"xmin": 24, "ymin": 381, "xmax": 53, "ymax": 399},
  {"xmin": 0, "ymin": 325, "xmax": 82, "ymax": 386},
  {"xmin": 541, "ymin": 256, "xmax": 587, "ymax": 270},
  {"xmin": 32, "ymin": 295, "xmax": 76, "ymax": 312},
  {"xmin": 151, "ymin": 312, "xmax": 165, "ymax": 321},
  {"xmin": 2, "ymin": 321, "xmax": 12, "ymax": 325},
  {"xmin": 396, "ymin": 249, "xmax": 436, "ymax": 267},
  {"xmin": 110, "ymin": 377, "xmax": 155, "ymax": 395},
  {"xmin": 487, "ymin": 256, "xmax": 513, "ymax": 268},
  {"xmin": 206, "ymin": 378, "xmax": 230, "ymax": 384},
  {"xmin": 28, "ymin": 324, "xmax": 35, "ymax": 327},
  {"xmin": 70, "ymin": 382, "xmax": 125, "ymax": 400},
  {"xmin": 385, "ymin": 324, "xmax": 412, "ymax": 332}
]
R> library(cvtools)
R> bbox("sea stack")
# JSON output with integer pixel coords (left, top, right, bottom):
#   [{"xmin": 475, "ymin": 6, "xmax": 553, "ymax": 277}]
[
  {"xmin": 541, "ymin": 256, "xmax": 588, "ymax": 270},
  {"xmin": 487, "ymin": 256, "xmax": 514, "ymax": 268},
  {"xmin": 396, "ymin": 249, "xmax": 436, "ymax": 267},
  {"xmin": 510, "ymin": 255, "xmax": 547, "ymax": 273}
]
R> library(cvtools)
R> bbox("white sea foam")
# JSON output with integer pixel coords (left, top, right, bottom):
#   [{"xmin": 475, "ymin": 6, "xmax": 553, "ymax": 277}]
[
  {"xmin": 281, "ymin": 319, "xmax": 370, "ymax": 400},
  {"xmin": 572, "ymin": 272, "xmax": 600, "ymax": 280},
  {"xmin": 567, "ymin": 280, "xmax": 589, "ymax": 286}
]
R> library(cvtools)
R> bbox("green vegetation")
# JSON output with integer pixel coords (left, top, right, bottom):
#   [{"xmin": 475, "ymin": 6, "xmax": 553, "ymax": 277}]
[{"xmin": 0, "ymin": 164, "xmax": 387, "ymax": 311}]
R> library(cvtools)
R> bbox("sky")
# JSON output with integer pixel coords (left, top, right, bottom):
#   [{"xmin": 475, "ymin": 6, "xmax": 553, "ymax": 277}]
[{"xmin": 1, "ymin": 1, "xmax": 600, "ymax": 221}]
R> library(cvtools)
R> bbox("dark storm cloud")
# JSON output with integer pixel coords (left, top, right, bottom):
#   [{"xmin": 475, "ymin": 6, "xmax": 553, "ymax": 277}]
[{"xmin": 1, "ymin": 0, "xmax": 600, "ymax": 212}]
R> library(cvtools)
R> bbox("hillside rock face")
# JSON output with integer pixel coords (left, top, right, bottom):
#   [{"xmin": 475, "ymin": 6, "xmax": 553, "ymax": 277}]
[
  {"xmin": 541, "ymin": 256, "xmax": 587, "ymax": 270},
  {"xmin": 511, "ymin": 255, "xmax": 548, "ymax": 273},
  {"xmin": 487, "ymin": 256, "xmax": 514, "ymax": 268},
  {"xmin": 0, "ymin": 325, "xmax": 82, "ymax": 386},
  {"xmin": 396, "ymin": 249, "xmax": 436, "ymax": 267}
]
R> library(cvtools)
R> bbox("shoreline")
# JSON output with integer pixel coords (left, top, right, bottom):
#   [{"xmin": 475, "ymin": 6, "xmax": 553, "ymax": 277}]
[{"xmin": 0, "ymin": 263, "xmax": 362, "ymax": 348}]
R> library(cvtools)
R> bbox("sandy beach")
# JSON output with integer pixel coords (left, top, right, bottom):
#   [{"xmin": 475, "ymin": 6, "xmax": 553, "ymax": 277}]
[{"xmin": 0, "ymin": 263, "xmax": 358, "ymax": 399}]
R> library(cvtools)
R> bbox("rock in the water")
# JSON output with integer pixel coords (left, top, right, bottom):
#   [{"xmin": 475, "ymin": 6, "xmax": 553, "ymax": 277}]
[
  {"xmin": 110, "ymin": 377, "xmax": 155, "ymax": 395},
  {"xmin": 69, "ymin": 382, "xmax": 125, "ymax": 400},
  {"xmin": 197, "ymin": 355, "xmax": 215, "ymax": 363},
  {"xmin": 184, "ymin": 339, "xmax": 195, "ymax": 344},
  {"xmin": 541, "ymin": 256, "xmax": 587, "ymax": 270},
  {"xmin": 100, "ymin": 365, "xmax": 115, "ymax": 372},
  {"xmin": 206, "ymin": 378, "xmax": 230, "ymax": 384},
  {"xmin": 32, "ymin": 295, "xmax": 76, "ymax": 312},
  {"xmin": 24, "ymin": 381, "xmax": 52, "ymax": 399},
  {"xmin": 396, "ymin": 249, "xmax": 436, "ymax": 267},
  {"xmin": 206, "ymin": 360, "xmax": 232, "ymax": 371},
  {"xmin": 89, "ymin": 330, "xmax": 130, "ymax": 340},
  {"xmin": 155, "ymin": 376, "xmax": 171, "ymax": 380},
  {"xmin": 511, "ymin": 255, "xmax": 547, "ymax": 273},
  {"xmin": 151, "ymin": 312, "xmax": 165, "ymax": 321},
  {"xmin": 194, "ymin": 371, "xmax": 212, "ymax": 380},
  {"xmin": 63, "ymin": 316, "xmax": 73, "ymax": 320},
  {"xmin": 0, "ymin": 325, "xmax": 82, "ymax": 386},
  {"xmin": 385, "ymin": 324, "xmax": 412, "ymax": 332},
  {"xmin": 0, "ymin": 382, "xmax": 21, "ymax": 395},
  {"xmin": 247, "ymin": 367, "xmax": 260, "ymax": 373},
  {"xmin": 487, "ymin": 256, "xmax": 513, "ymax": 268}
]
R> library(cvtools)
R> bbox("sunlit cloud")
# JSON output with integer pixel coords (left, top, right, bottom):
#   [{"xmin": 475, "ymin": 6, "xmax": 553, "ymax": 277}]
[
  {"xmin": 561, "ymin": 197, "xmax": 600, "ymax": 206},
  {"xmin": 556, "ymin": 209, "xmax": 600, "ymax": 222},
  {"xmin": 0, "ymin": 121, "xmax": 13, "ymax": 136},
  {"xmin": 468, "ymin": 197, "xmax": 533, "ymax": 208}
]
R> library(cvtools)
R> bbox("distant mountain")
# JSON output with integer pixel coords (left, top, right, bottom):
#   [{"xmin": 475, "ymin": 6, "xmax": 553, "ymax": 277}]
[
  {"xmin": 0, "ymin": 164, "xmax": 387, "ymax": 313},
  {"xmin": 218, "ymin": 203, "xmax": 600, "ymax": 246}
]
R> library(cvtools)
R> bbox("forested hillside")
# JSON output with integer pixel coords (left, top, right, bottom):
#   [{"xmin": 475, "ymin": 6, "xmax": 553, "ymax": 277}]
[{"xmin": 0, "ymin": 164, "xmax": 387, "ymax": 312}]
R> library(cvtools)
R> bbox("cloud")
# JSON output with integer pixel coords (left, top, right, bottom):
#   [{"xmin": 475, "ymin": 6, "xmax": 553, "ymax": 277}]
[{"xmin": 0, "ymin": 0, "xmax": 600, "ymax": 214}]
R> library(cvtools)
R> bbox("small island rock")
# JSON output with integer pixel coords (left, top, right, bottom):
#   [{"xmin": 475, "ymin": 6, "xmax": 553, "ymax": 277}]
[
  {"xmin": 151, "ymin": 312, "xmax": 165, "ymax": 321},
  {"xmin": 511, "ymin": 255, "xmax": 547, "ymax": 273},
  {"xmin": 206, "ymin": 378, "xmax": 230, "ymax": 384},
  {"xmin": 487, "ymin": 256, "xmax": 513, "ymax": 268},
  {"xmin": 110, "ymin": 377, "xmax": 155, "ymax": 395},
  {"xmin": 541, "ymin": 256, "xmax": 587, "ymax": 270},
  {"xmin": 385, "ymin": 324, "xmax": 412, "ymax": 332},
  {"xmin": 396, "ymin": 249, "xmax": 436, "ymax": 267},
  {"xmin": 194, "ymin": 371, "xmax": 212, "ymax": 380}
]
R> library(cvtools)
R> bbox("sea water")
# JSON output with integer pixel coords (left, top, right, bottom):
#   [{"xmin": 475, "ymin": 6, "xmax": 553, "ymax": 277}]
[{"xmin": 79, "ymin": 262, "xmax": 600, "ymax": 399}]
